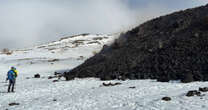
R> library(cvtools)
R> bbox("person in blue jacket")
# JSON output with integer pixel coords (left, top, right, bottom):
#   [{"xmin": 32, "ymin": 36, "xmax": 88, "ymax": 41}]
[{"xmin": 7, "ymin": 67, "xmax": 18, "ymax": 92}]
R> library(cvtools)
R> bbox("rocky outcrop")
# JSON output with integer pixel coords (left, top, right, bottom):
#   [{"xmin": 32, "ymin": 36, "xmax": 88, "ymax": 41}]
[{"xmin": 64, "ymin": 4, "xmax": 208, "ymax": 82}]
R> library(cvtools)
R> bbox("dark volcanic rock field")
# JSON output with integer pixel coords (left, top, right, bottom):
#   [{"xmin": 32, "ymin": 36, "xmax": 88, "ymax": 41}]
[{"xmin": 65, "ymin": 4, "xmax": 208, "ymax": 82}]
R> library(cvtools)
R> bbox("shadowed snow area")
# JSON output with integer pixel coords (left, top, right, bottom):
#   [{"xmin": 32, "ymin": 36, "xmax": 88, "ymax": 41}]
[{"xmin": 1, "ymin": 34, "xmax": 208, "ymax": 110}]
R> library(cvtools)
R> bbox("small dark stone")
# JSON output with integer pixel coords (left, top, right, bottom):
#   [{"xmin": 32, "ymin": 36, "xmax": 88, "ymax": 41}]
[
  {"xmin": 34, "ymin": 74, "xmax": 40, "ymax": 78},
  {"xmin": 162, "ymin": 97, "xmax": 171, "ymax": 101},
  {"xmin": 186, "ymin": 90, "xmax": 201, "ymax": 97},
  {"xmin": 102, "ymin": 82, "xmax": 122, "ymax": 87},
  {"xmin": 53, "ymin": 80, "xmax": 59, "ymax": 82},
  {"xmin": 48, "ymin": 76, "xmax": 54, "ymax": 79},
  {"xmin": 129, "ymin": 86, "xmax": 136, "ymax": 89},
  {"xmin": 199, "ymin": 87, "xmax": 208, "ymax": 92},
  {"xmin": 53, "ymin": 99, "xmax": 57, "ymax": 101},
  {"xmin": 9, "ymin": 102, "xmax": 20, "ymax": 106},
  {"xmin": 103, "ymin": 83, "xmax": 112, "ymax": 86},
  {"xmin": 114, "ymin": 82, "xmax": 122, "ymax": 85},
  {"xmin": 54, "ymin": 72, "xmax": 61, "ymax": 76},
  {"xmin": 48, "ymin": 59, "xmax": 59, "ymax": 62}
]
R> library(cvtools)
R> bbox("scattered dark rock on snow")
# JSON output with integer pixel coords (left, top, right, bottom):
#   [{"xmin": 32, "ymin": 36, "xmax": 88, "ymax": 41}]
[
  {"xmin": 102, "ymin": 82, "xmax": 122, "ymax": 87},
  {"xmin": 48, "ymin": 59, "xmax": 59, "ymax": 62},
  {"xmin": 34, "ymin": 74, "xmax": 40, "ymax": 78},
  {"xmin": 9, "ymin": 102, "xmax": 20, "ymax": 106},
  {"xmin": 186, "ymin": 90, "xmax": 201, "ymax": 97},
  {"xmin": 64, "ymin": 4, "xmax": 208, "ymax": 82},
  {"xmin": 199, "ymin": 87, "xmax": 208, "ymax": 92},
  {"xmin": 53, "ymin": 80, "xmax": 59, "ymax": 83},
  {"xmin": 53, "ymin": 99, "xmax": 57, "ymax": 101},
  {"xmin": 162, "ymin": 97, "xmax": 171, "ymax": 101},
  {"xmin": 129, "ymin": 86, "xmax": 136, "ymax": 89},
  {"xmin": 48, "ymin": 76, "xmax": 55, "ymax": 79},
  {"xmin": 54, "ymin": 72, "xmax": 61, "ymax": 76},
  {"xmin": 54, "ymin": 72, "xmax": 64, "ymax": 80}
]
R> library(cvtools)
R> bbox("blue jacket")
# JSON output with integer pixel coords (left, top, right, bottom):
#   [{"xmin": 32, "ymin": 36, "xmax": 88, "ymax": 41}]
[{"xmin": 7, "ymin": 70, "xmax": 16, "ymax": 80}]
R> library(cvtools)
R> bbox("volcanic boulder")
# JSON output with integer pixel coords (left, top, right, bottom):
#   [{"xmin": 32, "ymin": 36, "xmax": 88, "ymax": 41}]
[
  {"xmin": 186, "ymin": 90, "xmax": 201, "ymax": 97},
  {"xmin": 162, "ymin": 97, "xmax": 171, "ymax": 101},
  {"xmin": 34, "ymin": 74, "xmax": 40, "ymax": 78},
  {"xmin": 65, "ymin": 4, "xmax": 208, "ymax": 82},
  {"xmin": 199, "ymin": 87, "xmax": 208, "ymax": 92}
]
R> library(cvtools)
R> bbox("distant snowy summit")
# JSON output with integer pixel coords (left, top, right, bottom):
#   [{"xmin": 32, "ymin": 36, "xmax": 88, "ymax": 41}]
[
  {"xmin": 12, "ymin": 33, "xmax": 116, "ymax": 58},
  {"xmin": 37, "ymin": 33, "xmax": 115, "ymax": 51},
  {"xmin": 0, "ymin": 33, "xmax": 116, "ymax": 73}
]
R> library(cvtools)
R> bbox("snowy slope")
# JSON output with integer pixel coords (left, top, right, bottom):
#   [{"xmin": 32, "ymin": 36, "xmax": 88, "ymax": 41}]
[
  {"xmin": 0, "ymin": 34, "xmax": 115, "ymax": 73},
  {"xmin": 1, "ymin": 34, "xmax": 208, "ymax": 110}
]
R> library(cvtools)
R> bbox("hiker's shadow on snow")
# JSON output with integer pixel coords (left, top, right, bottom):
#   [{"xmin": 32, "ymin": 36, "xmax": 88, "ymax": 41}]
[
  {"xmin": 0, "ymin": 84, "xmax": 9, "ymax": 87},
  {"xmin": 0, "ymin": 91, "xmax": 8, "ymax": 93},
  {"xmin": 0, "ymin": 82, "xmax": 8, "ymax": 85},
  {"xmin": 0, "ymin": 81, "xmax": 7, "ymax": 83}
]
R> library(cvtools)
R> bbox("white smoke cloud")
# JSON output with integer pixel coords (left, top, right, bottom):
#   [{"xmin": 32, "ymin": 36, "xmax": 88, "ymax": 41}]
[{"xmin": 0, "ymin": 0, "xmax": 207, "ymax": 49}]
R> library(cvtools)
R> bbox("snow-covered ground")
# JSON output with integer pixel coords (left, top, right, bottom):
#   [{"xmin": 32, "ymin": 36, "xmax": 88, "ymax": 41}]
[{"xmin": 1, "ymin": 34, "xmax": 208, "ymax": 110}]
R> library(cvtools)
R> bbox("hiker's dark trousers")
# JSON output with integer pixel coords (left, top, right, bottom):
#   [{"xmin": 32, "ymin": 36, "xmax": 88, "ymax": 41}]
[{"xmin": 8, "ymin": 79, "xmax": 15, "ymax": 92}]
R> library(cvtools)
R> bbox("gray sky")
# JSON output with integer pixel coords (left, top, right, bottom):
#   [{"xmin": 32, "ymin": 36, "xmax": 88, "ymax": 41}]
[{"xmin": 0, "ymin": 0, "xmax": 207, "ymax": 49}]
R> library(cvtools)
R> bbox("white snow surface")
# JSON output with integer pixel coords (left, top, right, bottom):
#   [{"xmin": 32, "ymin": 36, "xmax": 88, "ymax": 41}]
[{"xmin": 1, "ymin": 34, "xmax": 208, "ymax": 110}]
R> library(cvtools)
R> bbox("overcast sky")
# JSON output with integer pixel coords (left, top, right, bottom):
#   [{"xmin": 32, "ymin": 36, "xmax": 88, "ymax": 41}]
[{"xmin": 0, "ymin": 0, "xmax": 207, "ymax": 49}]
